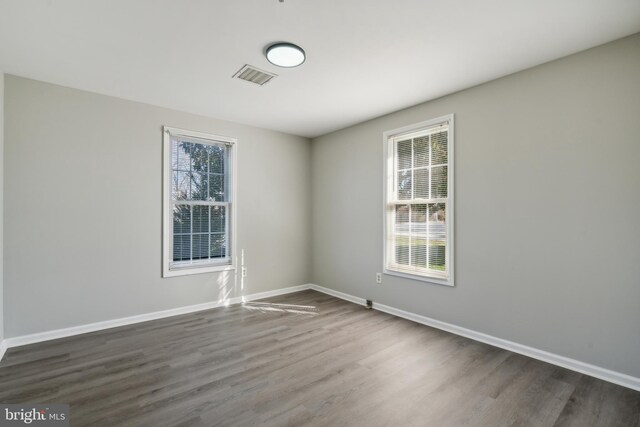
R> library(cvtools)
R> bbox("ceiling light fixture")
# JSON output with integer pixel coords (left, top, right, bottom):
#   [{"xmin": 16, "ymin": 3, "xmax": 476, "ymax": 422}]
[{"xmin": 265, "ymin": 42, "xmax": 306, "ymax": 68}]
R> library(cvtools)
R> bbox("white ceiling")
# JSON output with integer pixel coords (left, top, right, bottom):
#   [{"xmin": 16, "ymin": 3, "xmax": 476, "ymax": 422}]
[{"xmin": 1, "ymin": 0, "xmax": 639, "ymax": 138}]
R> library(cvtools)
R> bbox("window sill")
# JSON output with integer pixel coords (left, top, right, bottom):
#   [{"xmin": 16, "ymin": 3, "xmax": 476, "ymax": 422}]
[
  {"xmin": 383, "ymin": 267, "xmax": 453, "ymax": 287},
  {"xmin": 163, "ymin": 263, "xmax": 235, "ymax": 278}
]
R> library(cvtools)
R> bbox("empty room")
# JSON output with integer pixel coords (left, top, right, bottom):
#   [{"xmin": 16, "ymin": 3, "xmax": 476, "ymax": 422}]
[{"xmin": 0, "ymin": 0, "xmax": 639, "ymax": 426}]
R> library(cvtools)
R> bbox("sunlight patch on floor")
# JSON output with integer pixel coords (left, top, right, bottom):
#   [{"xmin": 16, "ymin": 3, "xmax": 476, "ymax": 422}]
[{"xmin": 242, "ymin": 301, "xmax": 319, "ymax": 315}]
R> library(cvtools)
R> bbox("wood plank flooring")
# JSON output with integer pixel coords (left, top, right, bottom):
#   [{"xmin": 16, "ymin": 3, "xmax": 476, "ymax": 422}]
[{"xmin": 1, "ymin": 290, "xmax": 638, "ymax": 426}]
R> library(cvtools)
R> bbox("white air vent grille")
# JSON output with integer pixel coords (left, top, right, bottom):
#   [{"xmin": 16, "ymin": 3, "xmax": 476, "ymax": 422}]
[{"xmin": 233, "ymin": 65, "xmax": 277, "ymax": 86}]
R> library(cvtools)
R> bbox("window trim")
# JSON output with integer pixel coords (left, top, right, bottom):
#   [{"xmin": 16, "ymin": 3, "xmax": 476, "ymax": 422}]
[
  {"xmin": 162, "ymin": 126, "xmax": 237, "ymax": 278},
  {"xmin": 382, "ymin": 114, "xmax": 455, "ymax": 287}
]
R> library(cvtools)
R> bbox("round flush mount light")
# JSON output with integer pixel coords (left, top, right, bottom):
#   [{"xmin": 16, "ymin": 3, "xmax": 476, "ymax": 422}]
[{"xmin": 265, "ymin": 42, "xmax": 306, "ymax": 68}]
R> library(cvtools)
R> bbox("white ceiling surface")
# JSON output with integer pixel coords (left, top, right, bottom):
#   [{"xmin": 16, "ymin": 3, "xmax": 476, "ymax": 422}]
[{"xmin": 1, "ymin": 1, "xmax": 639, "ymax": 138}]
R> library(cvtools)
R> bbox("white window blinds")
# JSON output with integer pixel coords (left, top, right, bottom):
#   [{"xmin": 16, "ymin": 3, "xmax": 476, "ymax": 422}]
[{"xmin": 385, "ymin": 116, "xmax": 454, "ymax": 285}]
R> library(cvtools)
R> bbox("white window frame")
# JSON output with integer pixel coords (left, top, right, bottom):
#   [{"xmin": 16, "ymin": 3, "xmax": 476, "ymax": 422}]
[
  {"xmin": 383, "ymin": 114, "xmax": 454, "ymax": 286},
  {"xmin": 162, "ymin": 126, "xmax": 237, "ymax": 278}
]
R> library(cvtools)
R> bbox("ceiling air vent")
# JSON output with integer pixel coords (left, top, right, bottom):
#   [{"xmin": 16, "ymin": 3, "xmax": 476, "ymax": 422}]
[{"xmin": 232, "ymin": 64, "xmax": 277, "ymax": 86}]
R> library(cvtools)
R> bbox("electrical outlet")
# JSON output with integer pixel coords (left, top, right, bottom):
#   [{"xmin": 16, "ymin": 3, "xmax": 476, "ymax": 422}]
[
  {"xmin": 376, "ymin": 273, "xmax": 382, "ymax": 284},
  {"xmin": 242, "ymin": 267, "xmax": 247, "ymax": 278}
]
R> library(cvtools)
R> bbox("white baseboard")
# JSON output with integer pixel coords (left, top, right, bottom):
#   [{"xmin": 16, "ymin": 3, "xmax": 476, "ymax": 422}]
[
  {"xmin": 241, "ymin": 284, "xmax": 310, "ymax": 303},
  {"xmin": 2, "ymin": 284, "xmax": 311, "ymax": 353},
  {"xmin": 0, "ymin": 339, "xmax": 7, "ymax": 362},
  {"xmin": 308, "ymin": 284, "xmax": 640, "ymax": 392},
  {"xmin": 308, "ymin": 284, "xmax": 367, "ymax": 306}
]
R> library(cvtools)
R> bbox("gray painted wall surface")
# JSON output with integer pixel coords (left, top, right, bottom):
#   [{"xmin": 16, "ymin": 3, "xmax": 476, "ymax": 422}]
[
  {"xmin": 4, "ymin": 75, "xmax": 311, "ymax": 337},
  {"xmin": 311, "ymin": 34, "xmax": 640, "ymax": 377},
  {"xmin": 0, "ymin": 72, "xmax": 4, "ymax": 343}
]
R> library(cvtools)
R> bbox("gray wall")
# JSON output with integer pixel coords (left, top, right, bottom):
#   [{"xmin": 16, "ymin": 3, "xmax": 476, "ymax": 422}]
[
  {"xmin": 0, "ymin": 72, "xmax": 4, "ymax": 344},
  {"xmin": 4, "ymin": 75, "xmax": 311, "ymax": 337},
  {"xmin": 311, "ymin": 34, "xmax": 640, "ymax": 377}
]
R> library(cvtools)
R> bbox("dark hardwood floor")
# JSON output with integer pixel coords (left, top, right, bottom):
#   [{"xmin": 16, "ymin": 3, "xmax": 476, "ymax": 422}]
[{"xmin": 1, "ymin": 289, "xmax": 638, "ymax": 426}]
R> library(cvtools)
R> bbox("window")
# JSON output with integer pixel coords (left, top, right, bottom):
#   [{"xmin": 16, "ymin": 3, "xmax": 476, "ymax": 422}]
[
  {"xmin": 383, "ymin": 115, "xmax": 454, "ymax": 286},
  {"xmin": 163, "ymin": 126, "xmax": 236, "ymax": 277}
]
